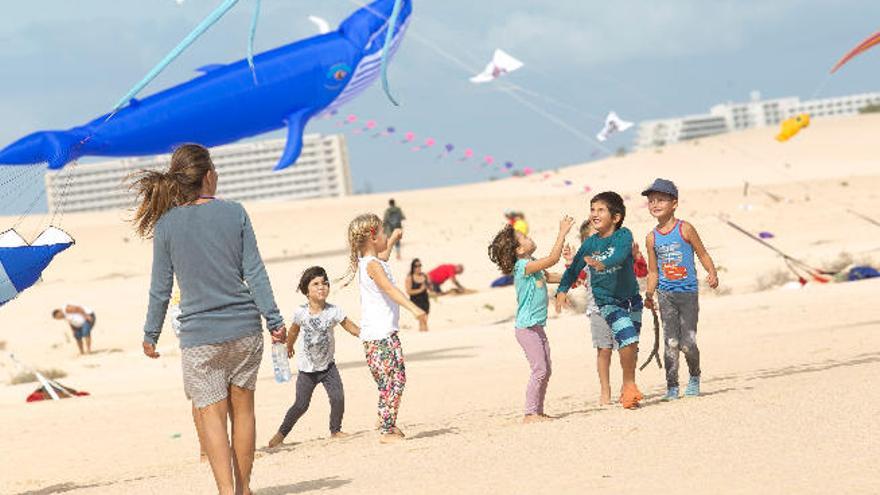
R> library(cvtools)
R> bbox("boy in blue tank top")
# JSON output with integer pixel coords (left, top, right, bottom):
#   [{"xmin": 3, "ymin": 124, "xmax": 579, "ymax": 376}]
[{"xmin": 642, "ymin": 179, "xmax": 719, "ymax": 400}]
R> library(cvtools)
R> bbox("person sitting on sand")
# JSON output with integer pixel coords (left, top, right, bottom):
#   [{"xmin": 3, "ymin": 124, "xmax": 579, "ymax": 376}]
[
  {"xmin": 52, "ymin": 303, "xmax": 96, "ymax": 355},
  {"xmin": 489, "ymin": 214, "xmax": 574, "ymax": 423},
  {"xmin": 642, "ymin": 178, "xmax": 719, "ymax": 400},
  {"xmin": 428, "ymin": 263, "xmax": 466, "ymax": 293},
  {"xmin": 269, "ymin": 266, "xmax": 360, "ymax": 448}
]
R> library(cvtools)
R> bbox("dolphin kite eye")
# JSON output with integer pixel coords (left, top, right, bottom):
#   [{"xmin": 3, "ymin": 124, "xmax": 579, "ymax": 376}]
[{"xmin": 334, "ymin": 69, "xmax": 348, "ymax": 81}]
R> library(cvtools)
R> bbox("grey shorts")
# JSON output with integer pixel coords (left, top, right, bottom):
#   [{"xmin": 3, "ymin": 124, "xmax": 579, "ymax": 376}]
[
  {"xmin": 589, "ymin": 313, "xmax": 618, "ymax": 350},
  {"xmin": 181, "ymin": 333, "xmax": 263, "ymax": 408}
]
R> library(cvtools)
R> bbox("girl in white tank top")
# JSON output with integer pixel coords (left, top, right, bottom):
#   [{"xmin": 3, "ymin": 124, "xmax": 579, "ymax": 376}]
[
  {"xmin": 358, "ymin": 256, "xmax": 400, "ymax": 341},
  {"xmin": 344, "ymin": 213, "xmax": 426, "ymax": 443}
]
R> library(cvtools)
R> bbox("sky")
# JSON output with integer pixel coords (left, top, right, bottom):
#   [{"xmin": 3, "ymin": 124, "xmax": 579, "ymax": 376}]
[{"xmin": 1, "ymin": 0, "xmax": 879, "ymax": 215}]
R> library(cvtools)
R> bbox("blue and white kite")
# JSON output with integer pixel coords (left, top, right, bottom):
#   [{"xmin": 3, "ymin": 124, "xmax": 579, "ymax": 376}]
[
  {"xmin": 0, "ymin": 0, "xmax": 412, "ymax": 171},
  {"xmin": 0, "ymin": 227, "xmax": 74, "ymax": 306}
]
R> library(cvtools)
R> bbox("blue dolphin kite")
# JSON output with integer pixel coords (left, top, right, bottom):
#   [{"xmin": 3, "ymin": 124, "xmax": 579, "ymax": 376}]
[
  {"xmin": 0, "ymin": 227, "xmax": 74, "ymax": 306},
  {"xmin": 0, "ymin": 0, "xmax": 412, "ymax": 171}
]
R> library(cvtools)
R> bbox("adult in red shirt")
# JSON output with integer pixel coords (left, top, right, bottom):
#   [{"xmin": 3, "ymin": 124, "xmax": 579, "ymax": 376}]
[{"xmin": 428, "ymin": 264, "xmax": 464, "ymax": 293}]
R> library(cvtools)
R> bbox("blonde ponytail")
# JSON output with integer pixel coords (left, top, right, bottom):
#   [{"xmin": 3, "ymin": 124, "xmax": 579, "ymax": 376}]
[{"xmin": 339, "ymin": 213, "xmax": 382, "ymax": 286}]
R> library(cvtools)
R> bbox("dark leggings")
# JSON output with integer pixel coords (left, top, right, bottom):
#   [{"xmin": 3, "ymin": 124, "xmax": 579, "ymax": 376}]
[{"xmin": 277, "ymin": 362, "xmax": 345, "ymax": 436}]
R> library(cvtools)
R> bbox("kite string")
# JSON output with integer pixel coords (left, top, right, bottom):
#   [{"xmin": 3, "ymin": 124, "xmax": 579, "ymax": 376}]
[
  {"xmin": 500, "ymin": 87, "xmax": 613, "ymax": 153},
  {"xmin": 379, "ymin": 0, "xmax": 405, "ymax": 106},
  {"xmin": 111, "ymin": 0, "xmax": 241, "ymax": 112},
  {"xmin": 343, "ymin": 0, "xmax": 609, "ymax": 151},
  {"xmin": 247, "ymin": 0, "xmax": 261, "ymax": 84}
]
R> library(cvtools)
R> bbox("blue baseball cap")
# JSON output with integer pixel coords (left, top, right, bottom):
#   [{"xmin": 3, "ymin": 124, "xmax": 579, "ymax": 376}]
[{"xmin": 641, "ymin": 178, "xmax": 678, "ymax": 198}]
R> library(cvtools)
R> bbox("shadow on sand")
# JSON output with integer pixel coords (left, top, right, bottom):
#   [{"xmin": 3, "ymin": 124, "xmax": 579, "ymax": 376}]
[
  {"xmin": 336, "ymin": 346, "xmax": 476, "ymax": 371},
  {"xmin": 256, "ymin": 476, "xmax": 352, "ymax": 494}
]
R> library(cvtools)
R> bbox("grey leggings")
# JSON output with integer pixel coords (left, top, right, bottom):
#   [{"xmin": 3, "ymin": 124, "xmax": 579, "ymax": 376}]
[
  {"xmin": 658, "ymin": 291, "xmax": 701, "ymax": 388},
  {"xmin": 278, "ymin": 362, "xmax": 344, "ymax": 436}
]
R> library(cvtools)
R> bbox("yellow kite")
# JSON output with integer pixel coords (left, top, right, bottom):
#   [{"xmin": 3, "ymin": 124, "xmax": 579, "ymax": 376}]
[{"xmin": 776, "ymin": 114, "xmax": 810, "ymax": 142}]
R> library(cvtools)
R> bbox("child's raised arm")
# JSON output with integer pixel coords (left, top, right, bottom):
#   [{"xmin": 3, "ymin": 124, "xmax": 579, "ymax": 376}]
[
  {"xmin": 525, "ymin": 215, "xmax": 574, "ymax": 276},
  {"xmin": 366, "ymin": 260, "xmax": 427, "ymax": 324},
  {"xmin": 378, "ymin": 228, "xmax": 403, "ymax": 261},
  {"xmin": 339, "ymin": 317, "xmax": 360, "ymax": 338},
  {"xmin": 682, "ymin": 222, "xmax": 719, "ymax": 288},
  {"xmin": 645, "ymin": 232, "xmax": 659, "ymax": 309}
]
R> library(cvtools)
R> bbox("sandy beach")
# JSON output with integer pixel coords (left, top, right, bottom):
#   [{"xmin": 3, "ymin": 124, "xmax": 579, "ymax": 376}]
[{"xmin": 1, "ymin": 114, "xmax": 879, "ymax": 494}]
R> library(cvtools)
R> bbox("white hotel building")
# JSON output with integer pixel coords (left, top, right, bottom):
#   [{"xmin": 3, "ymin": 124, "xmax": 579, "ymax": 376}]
[
  {"xmin": 45, "ymin": 134, "xmax": 352, "ymax": 214},
  {"xmin": 634, "ymin": 91, "xmax": 880, "ymax": 149}
]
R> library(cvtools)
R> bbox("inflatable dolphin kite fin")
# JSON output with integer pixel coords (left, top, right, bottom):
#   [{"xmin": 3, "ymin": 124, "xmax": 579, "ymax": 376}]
[{"xmin": 0, "ymin": 227, "xmax": 74, "ymax": 306}]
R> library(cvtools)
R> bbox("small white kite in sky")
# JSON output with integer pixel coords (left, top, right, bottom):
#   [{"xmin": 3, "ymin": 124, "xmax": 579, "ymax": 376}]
[
  {"xmin": 470, "ymin": 49, "xmax": 524, "ymax": 84},
  {"xmin": 596, "ymin": 111, "xmax": 634, "ymax": 142},
  {"xmin": 308, "ymin": 16, "xmax": 331, "ymax": 34}
]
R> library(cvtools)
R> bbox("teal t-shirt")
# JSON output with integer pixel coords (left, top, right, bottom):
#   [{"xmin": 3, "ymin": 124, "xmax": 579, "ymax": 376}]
[
  {"xmin": 514, "ymin": 258, "xmax": 548, "ymax": 328},
  {"xmin": 558, "ymin": 227, "xmax": 639, "ymax": 307}
]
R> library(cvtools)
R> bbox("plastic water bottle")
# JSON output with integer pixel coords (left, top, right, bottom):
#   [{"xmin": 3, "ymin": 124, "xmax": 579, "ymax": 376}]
[{"xmin": 271, "ymin": 343, "xmax": 292, "ymax": 383}]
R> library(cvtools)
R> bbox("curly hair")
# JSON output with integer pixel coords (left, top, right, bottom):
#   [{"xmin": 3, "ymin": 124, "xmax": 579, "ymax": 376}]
[
  {"xmin": 298, "ymin": 266, "xmax": 328, "ymax": 296},
  {"xmin": 488, "ymin": 225, "xmax": 519, "ymax": 275}
]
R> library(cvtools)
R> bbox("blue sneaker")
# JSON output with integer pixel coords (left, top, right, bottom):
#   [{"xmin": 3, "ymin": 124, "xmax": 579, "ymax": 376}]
[
  {"xmin": 663, "ymin": 387, "xmax": 680, "ymax": 401},
  {"xmin": 685, "ymin": 376, "xmax": 700, "ymax": 397}
]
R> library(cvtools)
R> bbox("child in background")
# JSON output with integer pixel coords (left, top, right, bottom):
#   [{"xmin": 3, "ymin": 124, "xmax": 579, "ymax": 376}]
[
  {"xmin": 562, "ymin": 221, "xmax": 618, "ymax": 406},
  {"xmin": 268, "ymin": 266, "xmax": 360, "ymax": 448},
  {"xmin": 555, "ymin": 192, "xmax": 644, "ymax": 409},
  {"xmin": 344, "ymin": 214, "xmax": 427, "ymax": 443},
  {"xmin": 489, "ymin": 215, "xmax": 574, "ymax": 422},
  {"xmin": 642, "ymin": 178, "xmax": 719, "ymax": 400}
]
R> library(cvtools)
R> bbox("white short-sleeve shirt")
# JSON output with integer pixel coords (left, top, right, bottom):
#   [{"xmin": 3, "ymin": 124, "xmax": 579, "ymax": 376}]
[{"xmin": 292, "ymin": 303, "xmax": 345, "ymax": 372}]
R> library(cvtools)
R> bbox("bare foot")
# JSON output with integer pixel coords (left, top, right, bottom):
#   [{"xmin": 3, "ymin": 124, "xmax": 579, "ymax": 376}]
[
  {"xmin": 267, "ymin": 432, "xmax": 285, "ymax": 449},
  {"xmin": 379, "ymin": 431, "xmax": 405, "ymax": 443},
  {"xmin": 522, "ymin": 414, "xmax": 550, "ymax": 424},
  {"xmin": 599, "ymin": 394, "xmax": 612, "ymax": 406},
  {"xmin": 331, "ymin": 431, "xmax": 351, "ymax": 439}
]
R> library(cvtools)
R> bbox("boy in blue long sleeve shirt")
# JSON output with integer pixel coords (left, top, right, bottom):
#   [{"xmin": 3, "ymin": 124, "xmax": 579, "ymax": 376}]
[{"xmin": 555, "ymin": 192, "xmax": 644, "ymax": 409}]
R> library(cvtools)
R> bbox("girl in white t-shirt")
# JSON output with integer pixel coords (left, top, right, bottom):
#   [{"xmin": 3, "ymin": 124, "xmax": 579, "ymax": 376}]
[
  {"xmin": 343, "ymin": 213, "xmax": 426, "ymax": 443},
  {"xmin": 268, "ymin": 266, "xmax": 360, "ymax": 448}
]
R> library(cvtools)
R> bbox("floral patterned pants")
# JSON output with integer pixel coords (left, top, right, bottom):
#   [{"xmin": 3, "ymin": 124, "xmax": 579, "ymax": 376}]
[{"xmin": 363, "ymin": 333, "xmax": 406, "ymax": 434}]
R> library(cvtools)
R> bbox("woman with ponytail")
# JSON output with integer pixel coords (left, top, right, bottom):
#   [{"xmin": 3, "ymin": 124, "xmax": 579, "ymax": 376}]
[{"xmin": 132, "ymin": 144, "xmax": 285, "ymax": 495}]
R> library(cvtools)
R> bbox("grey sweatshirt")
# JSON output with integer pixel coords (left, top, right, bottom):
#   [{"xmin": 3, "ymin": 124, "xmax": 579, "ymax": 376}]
[{"xmin": 142, "ymin": 200, "xmax": 283, "ymax": 348}]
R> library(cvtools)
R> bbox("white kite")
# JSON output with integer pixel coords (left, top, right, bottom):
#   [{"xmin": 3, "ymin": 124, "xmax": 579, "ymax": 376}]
[
  {"xmin": 470, "ymin": 49, "xmax": 524, "ymax": 84},
  {"xmin": 596, "ymin": 111, "xmax": 634, "ymax": 142},
  {"xmin": 308, "ymin": 15, "xmax": 331, "ymax": 34}
]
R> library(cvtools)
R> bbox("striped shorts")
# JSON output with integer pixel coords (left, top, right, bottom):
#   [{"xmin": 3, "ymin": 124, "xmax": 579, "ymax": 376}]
[
  {"xmin": 599, "ymin": 295, "xmax": 644, "ymax": 348},
  {"xmin": 181, "ymin": 333, "xmax": 263, "ymax": 408}
]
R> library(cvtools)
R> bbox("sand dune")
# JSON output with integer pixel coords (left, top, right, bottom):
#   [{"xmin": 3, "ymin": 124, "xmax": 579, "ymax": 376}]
[{"xmin": 1, "ymin": 115, "xmax": 879, "ymax": 494}]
